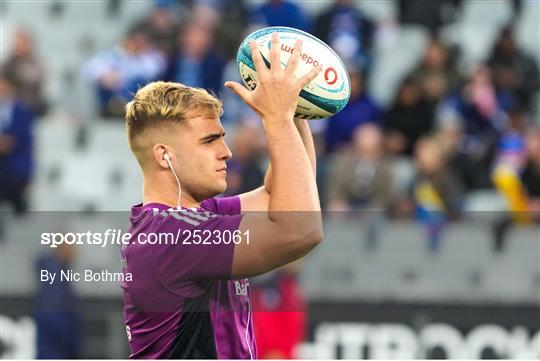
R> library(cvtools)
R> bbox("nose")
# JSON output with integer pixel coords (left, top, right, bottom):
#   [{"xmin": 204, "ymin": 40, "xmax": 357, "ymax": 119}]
[{"xmin": 219, "ymin": 139, "xmax": 232, "ymax": 161}]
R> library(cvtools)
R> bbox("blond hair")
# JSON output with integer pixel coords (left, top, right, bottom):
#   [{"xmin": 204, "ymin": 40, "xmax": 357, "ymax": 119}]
[{"xmin": 125, "ymin": 81, "xmax": 223, "ymax": 161}]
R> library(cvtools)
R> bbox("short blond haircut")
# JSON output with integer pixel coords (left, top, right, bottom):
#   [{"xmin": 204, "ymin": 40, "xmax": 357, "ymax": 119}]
[{"xmin": 125, "ymin": 81, "xmax": 223, "ymax": 159}]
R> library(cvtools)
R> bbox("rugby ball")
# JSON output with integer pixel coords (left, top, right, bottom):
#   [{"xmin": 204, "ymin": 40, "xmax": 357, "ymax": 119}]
[{"xmin": 236, "ymin": 26, "xmax": 351, "ymax": 120}]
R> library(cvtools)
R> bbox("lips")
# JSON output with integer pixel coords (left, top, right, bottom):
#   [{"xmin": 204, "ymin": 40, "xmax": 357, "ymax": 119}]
[{"xmin": 217, "ymin": 167, "xmax": 227, "ymax": 172}]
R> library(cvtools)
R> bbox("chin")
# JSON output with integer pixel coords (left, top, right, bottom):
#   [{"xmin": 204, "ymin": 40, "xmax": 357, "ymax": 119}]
[
  {"xmin": 207, "ymin": 181, "xmax": 227, "ymax": 198},
  {"xmin": 217, "ymin": 181, "xmax": 228, "ymax": 194}
]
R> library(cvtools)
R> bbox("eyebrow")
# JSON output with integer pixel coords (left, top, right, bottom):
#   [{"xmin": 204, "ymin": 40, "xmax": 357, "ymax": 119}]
[{"xmin": 199, "ymin": 132, "xmax": 226, "ymax": 143}]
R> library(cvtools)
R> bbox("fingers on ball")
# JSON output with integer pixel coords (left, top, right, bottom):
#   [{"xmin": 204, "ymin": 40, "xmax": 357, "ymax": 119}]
[
  {"xmin": 249, "ymin": 40, "xmax": 268, "ymax": 74},
  {"xmin": 270, "ymin": 32, "xmax": 281, "ymax": 70}
]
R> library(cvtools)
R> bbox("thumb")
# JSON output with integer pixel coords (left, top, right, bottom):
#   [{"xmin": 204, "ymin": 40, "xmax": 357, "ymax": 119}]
[{"xmin": 224, "ymin": 81, "xmax": 252, "ymax": 104}]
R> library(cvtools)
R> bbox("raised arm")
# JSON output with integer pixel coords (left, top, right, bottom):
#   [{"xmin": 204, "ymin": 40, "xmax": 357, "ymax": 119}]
[
  {"xmin": 239, "ymin": 118, "xmax": 316, "ymax": 211},
  {"xmin": 263, "ymin": 118, "xmax": 317, "ymax": 191},
  {"xmin": 225, "ymin": 33, "xmax": 323, "ymax": 278}
]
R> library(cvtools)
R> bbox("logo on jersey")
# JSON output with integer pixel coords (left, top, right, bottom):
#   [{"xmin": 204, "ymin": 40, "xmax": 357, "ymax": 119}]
[{"xmin": 235, "ymin": 279, "xmax": 249, "ymax": 296}]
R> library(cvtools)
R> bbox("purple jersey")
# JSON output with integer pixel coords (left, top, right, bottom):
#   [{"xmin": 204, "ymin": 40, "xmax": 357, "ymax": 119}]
[{"xmin": 120, "ymin": 196, "xmax": 257, "ymax": 359}]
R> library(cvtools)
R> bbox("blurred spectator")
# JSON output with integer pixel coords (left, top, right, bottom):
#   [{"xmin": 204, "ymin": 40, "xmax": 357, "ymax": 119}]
[
  {"xmin": 398, "ymin": 0, "xmax": 461, "ymax": 35},
  {"xmin": 413, "ymin": 136, "xmax": 463, "ymax": 252},
  {"xmin": 251, "ymin": 0, "xmax": 311, "ymax": 32},
  {"xmin": 224, "ymin": 122, "xmax": 265, "ymax": 196},
  {"xmin": 487, "ymin": 26, "xmax": 540, "ymax": 114},
  {"xmin": 166, "ymin": 21, "xmax": 225, "ymax": 95},
  {"xmin": 491, "ymin": 106, "xmax": 529, "ymax": 224},
  {"xmin": 313, "ymin": 0, "xmax": 375, "ymax": 67},
  {"xmin": 494, "ymin": 105, "xmax": 528, "ymax": 173},
  {"xmin": 2, "ymin": 28, "xmax": 47, "ymax": 115},
  {"xmin": 33, "ymin": 243, "xmax": 81, "ymax": 358},
  {"xmin": 325, "ymin": 66, "xmax": 381, "ymax": 153},
  {"xmin": 493, "ymin": 126, "xmax": 540, "ymax": 251},
  {"xmin": 384, "ymin": 76, "xmax": 433, "ymax": 156},
  {"xmin": 326, "ymin": 124, "xmax": 393, "ymax": 212},
  {"xmin": 521, "ymin": 128, "xmax": 540, "ymax": 210},
  {"xmin": 221, "ymin": 59, "xmax": 255, "ymax": 126},
  {"xmin": 434, "ymin": 113, "xmax": 473, "ymax": 192},
  {"xmin": 436, "ymin": 65, "xmax": 513, "ymax": 189},
  {"xmin": 190, "ymin": 1, "xmax": 222, "ymax": 29},
  {"xmin": 252, "ymin": 263, "xmax": 306, "ymax": 359},
  {"xmin": 135, "ymin": 5, "xmax": 180, "ymax": 58},
  {"xmin": 214, "ymin": 0, "xmax": 250, "ymax": 60},
  {"xmin": 410, "ymin": 37, "xmax": 461, "ymax": 116},
  {"xmin": 326, "ymin": 124, "xmax": 393, "ymax": 250},
  {"xmin": 84, "ymin": 26, "xmax": 166, "ymax": 118},
  {"xmin": 0, "ymin": 72, "xmax": 34, "ymax": 214}
]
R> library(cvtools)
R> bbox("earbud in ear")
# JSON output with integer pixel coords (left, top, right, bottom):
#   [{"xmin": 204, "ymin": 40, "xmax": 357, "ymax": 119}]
[{"xmin": 163, "ymin": 153, "xmax": 170, "ymax": 161}]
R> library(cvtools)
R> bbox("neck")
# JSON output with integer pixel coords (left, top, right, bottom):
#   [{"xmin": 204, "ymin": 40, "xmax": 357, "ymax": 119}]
[{"xmin": 142, "ymin": 172, "xmax": 200, "ymax": 209}]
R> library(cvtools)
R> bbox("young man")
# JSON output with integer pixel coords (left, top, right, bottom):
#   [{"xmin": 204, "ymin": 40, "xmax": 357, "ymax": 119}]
[{"xmin": 121, "ymin": 33, "xmax": 323, "ymax": 359}]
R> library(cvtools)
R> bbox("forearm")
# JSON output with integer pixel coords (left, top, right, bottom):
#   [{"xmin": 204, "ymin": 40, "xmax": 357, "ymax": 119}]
[
  {"xmin": 294, "ymin": 118, "xmax": 317, "ymax": 175},
  {"xmin": 263, "ymin": 117, "xmax": 320, "ymax": 212},
  {"xmin": 264, "ymin": 119, "xmax": 317, "ymax": 193}
]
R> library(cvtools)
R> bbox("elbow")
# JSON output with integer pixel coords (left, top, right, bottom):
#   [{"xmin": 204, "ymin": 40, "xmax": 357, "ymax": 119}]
[
  {"xmin": 308, "ymin": 225, "xmax": 324, "ymax": 248},
  {"xmin": 292, "ymin": 223, "xmax": 323, "ymax": 254},
  {"xmin": 279, "ymin": 215, "xmax": 323, "ymax": 260},
  {"xmin": 302, "ymin": 214, "xmax": 324, "ymax": 249}
]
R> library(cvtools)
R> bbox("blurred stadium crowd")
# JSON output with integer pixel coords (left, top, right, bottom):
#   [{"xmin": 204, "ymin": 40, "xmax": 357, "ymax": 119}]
[
  {"xmin": 0, "ymin": 0, "xmax": 539, "ymax": 358},
  {"xmin": 1, "ymin": 0, "xmax": 539, "ymax": 250}
]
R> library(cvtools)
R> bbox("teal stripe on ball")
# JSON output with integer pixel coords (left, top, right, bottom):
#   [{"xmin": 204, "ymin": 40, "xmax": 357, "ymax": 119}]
[{"xmin": 299, "ymin": 89, "xmax": 348, "ymax": 114}]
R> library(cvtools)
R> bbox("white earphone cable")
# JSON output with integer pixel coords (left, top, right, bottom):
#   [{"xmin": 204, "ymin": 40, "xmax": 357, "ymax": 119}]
[{"xmin": 164, "ymin": 155, "xmax": 182, "ymax": 209}]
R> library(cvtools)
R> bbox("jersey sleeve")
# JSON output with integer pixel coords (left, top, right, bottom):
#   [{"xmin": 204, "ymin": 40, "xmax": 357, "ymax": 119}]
[
  {"xmin": 201, "ymin": 196, "xmax": 241, "ymax": 216},
  {"xmin": 152, "ymin": 210, "xmax": 244, "ymax": 294}
]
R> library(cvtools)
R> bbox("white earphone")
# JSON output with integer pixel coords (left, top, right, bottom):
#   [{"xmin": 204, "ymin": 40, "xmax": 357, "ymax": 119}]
[{"xmin": 163, "ymin": 152, "xmax": 182, "ymax": 209}]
